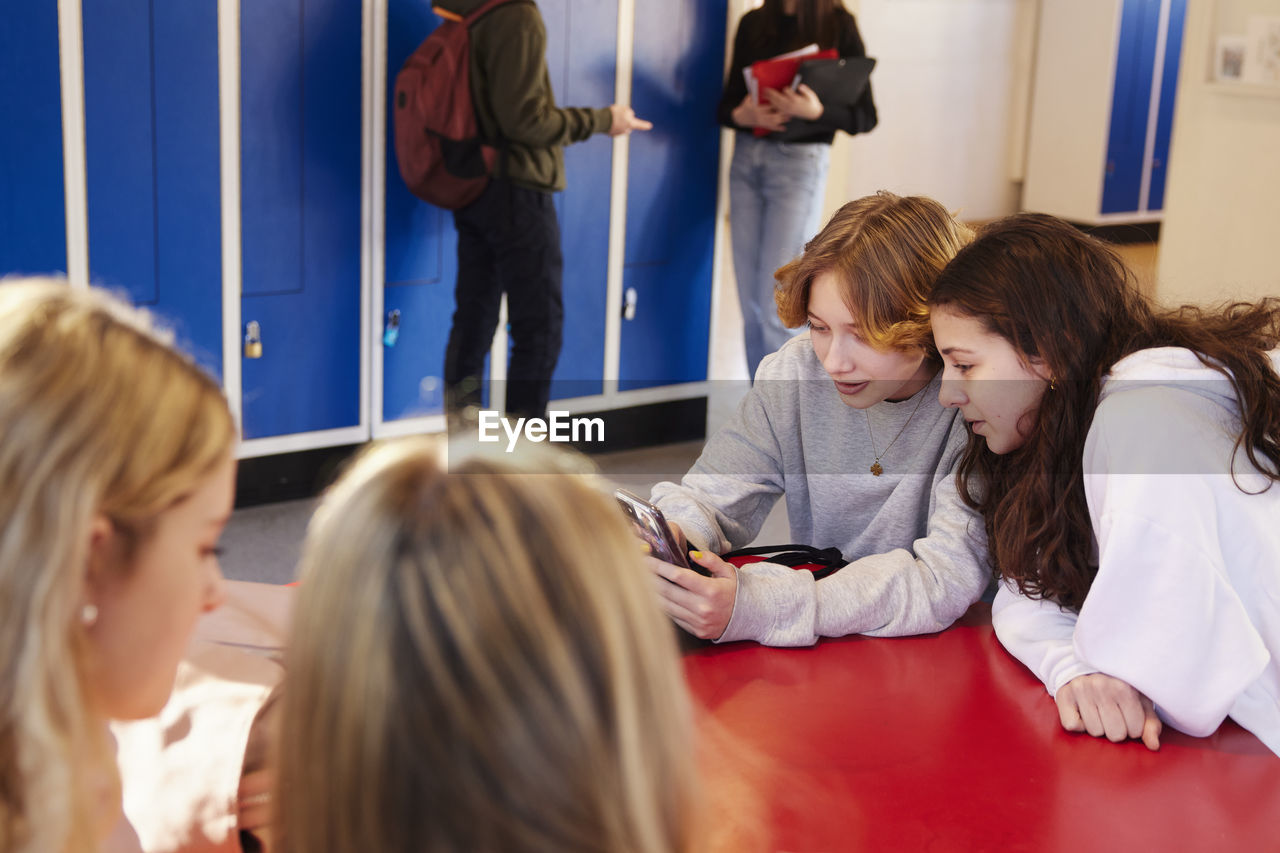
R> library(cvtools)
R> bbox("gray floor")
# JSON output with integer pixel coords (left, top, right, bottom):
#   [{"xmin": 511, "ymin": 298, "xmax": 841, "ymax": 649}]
[{"xmin": 221, "ymin": 437, "xmax": 790, "ymax": 585}]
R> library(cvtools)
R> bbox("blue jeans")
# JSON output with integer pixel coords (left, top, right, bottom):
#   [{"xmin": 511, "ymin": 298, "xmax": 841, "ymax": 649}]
[{"xmin": 729, "ymin": 133, "xmax": 830, "ymax": 378}]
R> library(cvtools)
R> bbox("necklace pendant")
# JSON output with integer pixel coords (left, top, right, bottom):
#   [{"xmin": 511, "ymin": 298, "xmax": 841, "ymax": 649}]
[{"xmin": 870, "ymin": 461, "xmax": 883, "ymax": 476}]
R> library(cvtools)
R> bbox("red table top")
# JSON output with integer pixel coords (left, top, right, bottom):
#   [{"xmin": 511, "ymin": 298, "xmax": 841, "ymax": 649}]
[{"xmin": 682, "ymin": 603, "xmax": 1280, "ymax": 852}]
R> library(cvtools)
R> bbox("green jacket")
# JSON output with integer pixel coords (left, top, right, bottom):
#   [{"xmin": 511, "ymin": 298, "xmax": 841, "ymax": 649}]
[{"xmin": 434, "ymin": 0, "xmax": 612, "ymax": 192}]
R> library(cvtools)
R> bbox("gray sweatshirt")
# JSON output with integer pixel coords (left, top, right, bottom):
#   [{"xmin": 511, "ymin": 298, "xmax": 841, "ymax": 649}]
[{"xmin": 651, "ymin": 334, "xmax": 989, "ymax": 646}]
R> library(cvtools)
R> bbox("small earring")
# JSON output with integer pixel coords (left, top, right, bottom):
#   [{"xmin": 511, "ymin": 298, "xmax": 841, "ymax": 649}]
[
  {"xmin": 81, "ymin": 603, "xmax": 98, "ymax": 627},
  {"xmin": 1049, "ymin": 377, "xmax": 1057, "ymax": 392}
]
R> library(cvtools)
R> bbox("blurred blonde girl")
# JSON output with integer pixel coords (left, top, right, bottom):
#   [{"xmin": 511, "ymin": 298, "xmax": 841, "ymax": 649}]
[
  {"xmin": 275, "ymin": 437, "xmax": 699, "ymax": 853},
  {"xmin": 0, "ymin": 280, "xmax": 234, "ymax": 852}
]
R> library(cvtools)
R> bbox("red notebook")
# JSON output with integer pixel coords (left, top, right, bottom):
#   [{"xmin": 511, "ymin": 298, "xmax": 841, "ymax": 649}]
[{"xmin": 747, "ymin": 46, "xmax": 838, "ymax": 136}]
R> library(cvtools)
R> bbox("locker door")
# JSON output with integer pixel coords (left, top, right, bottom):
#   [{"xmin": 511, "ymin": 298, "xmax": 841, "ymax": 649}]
[
  {"xmin": 620, "ymin": 0, "xmax": 725, "ymax": 391},
  {"xmin": 382, "ymin": 1, "xmax": 457, "ymax": 422},
  {"xmin": 0, "ymin": 4, "xmax": 66, "ymax": 277},
  {"xmin": 81, "ymin": 0, "xmax": 223, "ymax": 376},
  {"xmin": 1101, "ymin": 0, "xmax": 1161, "ymax": 215},
  {"xmin": 1146, "ymin": 0, "xmax": 1186, "ymax": 212},
  {"xmin": 543, "ymin": 0, "xmax": 615, "ymax": 403},
  {"xmin": 241, "ymin": 0, "xmax": 362, "ymax": 438}
]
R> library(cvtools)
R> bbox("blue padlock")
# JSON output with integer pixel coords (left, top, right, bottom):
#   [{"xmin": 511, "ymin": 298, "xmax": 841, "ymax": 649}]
[{"xmin": 383, "ymin": 309, "xmax": 401, "ymax": 347}]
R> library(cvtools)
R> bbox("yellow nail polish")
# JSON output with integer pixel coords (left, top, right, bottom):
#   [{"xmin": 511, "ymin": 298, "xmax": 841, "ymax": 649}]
[{"xmin": 690, "ymin": 550, "xmax": 703, "ymax": 559}]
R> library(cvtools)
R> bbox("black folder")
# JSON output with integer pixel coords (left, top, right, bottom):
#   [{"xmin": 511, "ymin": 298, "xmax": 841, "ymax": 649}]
[{"xmin": 797, "ymin": 56, "xmax": 876, "ymax": 108}]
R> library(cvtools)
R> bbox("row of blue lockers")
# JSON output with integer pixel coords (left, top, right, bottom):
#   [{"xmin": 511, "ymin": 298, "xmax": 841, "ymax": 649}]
[{"xmin": 1, "ymin": 1, "xmax": 725, "ymax": 440}]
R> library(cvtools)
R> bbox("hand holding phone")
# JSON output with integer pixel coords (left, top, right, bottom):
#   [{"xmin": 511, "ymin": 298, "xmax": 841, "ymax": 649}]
[{"xmin": 614, "ymin": 489, "xmax": 710, "ymax": 576}]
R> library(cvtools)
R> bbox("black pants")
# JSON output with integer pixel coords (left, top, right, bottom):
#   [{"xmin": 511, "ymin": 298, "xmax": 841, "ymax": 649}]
[{"xmin": 444, "ymin": 178, "xmax": 563, "ymax": 422}]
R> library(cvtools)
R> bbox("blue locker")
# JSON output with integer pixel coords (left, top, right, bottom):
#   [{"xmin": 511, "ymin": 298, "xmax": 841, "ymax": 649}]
[
  {"xmin": 0, "ymin": 4, "xmax": 67, "ymax": 278},
  {"xmin": 81, "ymin": 0, "xmax": 223, "ymax": 375},
  {"xmin": 1146, "ymin": 0, "xmax": 1186, "ymax": 211},
  {"xmin": 1101, "ymin": 0, "xmax": 1161, "ymax": 215},
  {"xmin": 382, "ymin": 2, "xmax": 458, "ymax": 421},
  {"xmin": 619, "ymin": 0, "xmax": 725, "ymax": 391},
  {"xmin": 544, "ymin": 0, "xmax": 615, "ymax": 403},
  {"xmin": 383, "ymin": 240, "xmax": 455, "ymax": 421},
  {"xmin": 241, "ymin": 0, "xmax": 363, "ymax": 438}
]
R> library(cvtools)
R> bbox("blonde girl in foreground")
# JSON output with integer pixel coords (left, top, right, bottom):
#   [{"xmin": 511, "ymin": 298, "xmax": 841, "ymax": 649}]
[
  {"xmin": 0, "ymin": 280, "xmax": 234, "ymax": 852},
  {"xmin": 275, "ymin": 437, "xmax": 700, "ymax": 853}
]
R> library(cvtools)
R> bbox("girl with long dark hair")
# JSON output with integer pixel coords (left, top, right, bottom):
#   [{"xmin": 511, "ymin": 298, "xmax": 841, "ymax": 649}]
[{"xmin": 928, "ymin": 213, "xmax": 1280, "ymax": 755}]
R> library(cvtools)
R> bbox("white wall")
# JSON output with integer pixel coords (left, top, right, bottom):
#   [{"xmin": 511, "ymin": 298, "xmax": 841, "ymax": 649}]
[
  {"xmin": 1156, "ymin": 0, "xmax": 1280, "ymax": 305},
  {"xmin": 706, "ymin": 0, "xmax": 758, "ymax": 395},
  {"xmin": 824, "ymin": 0, "xmax": 1038, "ymax": 222},
  {"xmin": 1020, "ymin": 0, "xmax": 1124, "ymax": 223}
]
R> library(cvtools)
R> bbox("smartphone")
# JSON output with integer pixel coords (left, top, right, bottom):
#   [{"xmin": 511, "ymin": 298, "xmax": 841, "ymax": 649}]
[{"xmin": 614, "ymin": 489, "xmax": 709, "ymax": 575}]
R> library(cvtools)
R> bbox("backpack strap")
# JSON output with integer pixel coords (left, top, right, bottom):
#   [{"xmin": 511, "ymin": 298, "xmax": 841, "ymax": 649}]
[
  {"xmin": 433, "ymin": 0, "xmax": 532, "ymax": 180},
  {"xmin": 719, "ymin": 544, "xmax": 848, "ymax": 581},
  {"xmin": 720, "ymin": 544, "xmax": 846, "ymax": 565},
  {"xmin": 464, "ymin": 0, "xmax": 527, "ymax": 27}
]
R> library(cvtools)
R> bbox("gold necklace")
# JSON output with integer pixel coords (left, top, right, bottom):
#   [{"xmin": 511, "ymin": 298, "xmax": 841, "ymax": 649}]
[{"xmin": 865, "ymin": 389, "xmax": 927, "ymax": 476}]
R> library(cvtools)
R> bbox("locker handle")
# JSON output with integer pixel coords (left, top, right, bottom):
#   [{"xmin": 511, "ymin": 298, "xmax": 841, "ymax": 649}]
[{"xmin": 622, "ymin": 287, "xmax": 638, "ymax": 320}]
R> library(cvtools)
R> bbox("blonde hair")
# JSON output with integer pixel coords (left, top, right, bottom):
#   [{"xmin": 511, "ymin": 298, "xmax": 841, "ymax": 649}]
[
  {"xmin": 277, "ymin": 437, "xmax": 699, "ymax": 853},
  {"xmin": 0, "ymin": 278, "xmax": 235, "ymax": 853},
  {"xmin": 774, "ymin": 191, "xmax": 973, "ymax": 355}
]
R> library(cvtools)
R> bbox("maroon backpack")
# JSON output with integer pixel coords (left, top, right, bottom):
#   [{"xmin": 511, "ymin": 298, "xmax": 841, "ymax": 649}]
[{"xmin": 392, "ymin": 0, "xmax": 522, "ymax": 210}]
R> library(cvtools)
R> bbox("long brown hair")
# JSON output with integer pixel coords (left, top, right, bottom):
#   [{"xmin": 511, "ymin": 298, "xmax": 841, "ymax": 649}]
[
  {"xmin": 775, "ymin": 191, "xmax": 973, "ymax": 356},
  {"xmin": 760, "ymin": 0, "xmax": 847, "ymax": 50},
  {"xmin": 930, "ymin": 214, "xmax": 1280, "ymax": 610}
]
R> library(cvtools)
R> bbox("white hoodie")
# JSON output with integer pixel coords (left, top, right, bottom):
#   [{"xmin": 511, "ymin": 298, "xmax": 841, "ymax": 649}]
[{"xmin": 993, "ymin": 346, "xmax": 1280, "ymax": 756}]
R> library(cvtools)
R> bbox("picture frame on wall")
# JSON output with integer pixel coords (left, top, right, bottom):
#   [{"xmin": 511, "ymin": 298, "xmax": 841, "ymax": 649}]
[{"xmin": 1216, "ymin": 33, "xmax": 1248, "ymax": 82}]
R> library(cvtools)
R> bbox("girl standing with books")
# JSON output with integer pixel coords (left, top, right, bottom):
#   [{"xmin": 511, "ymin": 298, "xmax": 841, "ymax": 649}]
[{"xmin": 719, "ymin": 0, "xmax": 877, "ymax": 378}]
